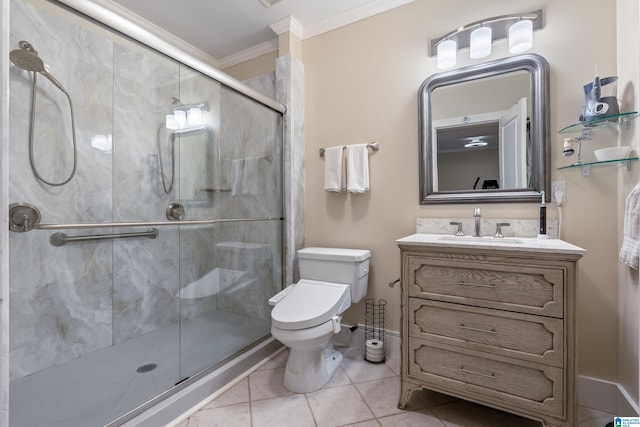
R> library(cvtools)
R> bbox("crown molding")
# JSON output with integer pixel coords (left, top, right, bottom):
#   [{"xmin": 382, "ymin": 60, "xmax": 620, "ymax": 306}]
[
  {"xmin": 63, "ymin": 0, "xmax": 415, "ymax": 68},
  {"xmin": 218, "ymin": 38, "xmax": 279, "ymax": 69},
  {"xmin": 303, "ymin": 0, "xmax": 415, "ymax": 40},
  {"xmin": 269, "ymin": 15, "xmax": 304, "ymax": 39}
]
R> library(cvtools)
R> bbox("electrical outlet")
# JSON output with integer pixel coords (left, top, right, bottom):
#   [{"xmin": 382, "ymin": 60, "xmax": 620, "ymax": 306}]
[{"xmin": 551, "ymin": 180, "xmax": 566, "ymax": 203}]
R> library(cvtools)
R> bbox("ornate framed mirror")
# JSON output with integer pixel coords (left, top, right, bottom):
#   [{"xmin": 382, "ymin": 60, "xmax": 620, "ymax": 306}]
[{"xmin": 419, "ymin": 54, "xmax": 550, "ymax": 204}]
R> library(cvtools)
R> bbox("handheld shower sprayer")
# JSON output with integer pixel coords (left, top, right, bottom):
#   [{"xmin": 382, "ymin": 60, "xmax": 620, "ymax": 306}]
[
  {"xmin": 10, "ymin": 40, "xmax": 77, "ymax": 186},
  {"xmin": 10, "ymin": 41, "xmax": 67, "ymax": 93}
]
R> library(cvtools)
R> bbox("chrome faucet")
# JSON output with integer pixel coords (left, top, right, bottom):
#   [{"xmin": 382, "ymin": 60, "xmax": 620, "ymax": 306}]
[{"xmin": 473, "ymin": 208, "xmax": 482, "ymax": 237}]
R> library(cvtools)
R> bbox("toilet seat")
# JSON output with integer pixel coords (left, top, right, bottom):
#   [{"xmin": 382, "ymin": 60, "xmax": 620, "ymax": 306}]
[{"xmin": 271, "ymin": 279, "xmax": 350, "ymax": 330}]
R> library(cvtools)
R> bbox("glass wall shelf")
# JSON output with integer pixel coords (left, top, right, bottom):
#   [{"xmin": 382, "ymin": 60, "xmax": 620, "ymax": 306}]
[
  {"xmin": 558, "ymin": 156, "xmax": 638, "ymax": 171},
  {"xmin": 559, "ymin": 111, "xmax": 638, "ymax": 133}
]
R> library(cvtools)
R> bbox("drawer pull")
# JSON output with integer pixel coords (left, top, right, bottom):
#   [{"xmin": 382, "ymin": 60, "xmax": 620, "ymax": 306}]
[
  {"xmin": 458, "ymin": 281, "xmax": 497, "ymax": 288},
  {"xmin": 459, "ymin": 366, "xmax": 496, "ymax": 379},
  {"xmin": 459, "ymin": 324, "xmax": 497, "ymax": 335}
]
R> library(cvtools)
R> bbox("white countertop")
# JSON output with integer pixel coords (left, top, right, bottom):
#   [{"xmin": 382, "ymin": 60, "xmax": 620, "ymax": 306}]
[{"xmin": 396, "ymin": 233, "xmax": 586, "ymax": 256}]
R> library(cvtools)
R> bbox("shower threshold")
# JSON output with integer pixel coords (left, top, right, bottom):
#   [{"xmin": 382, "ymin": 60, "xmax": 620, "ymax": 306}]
[{"xmin": 10, "ymin": 310, "xmax": 271, "ymax": 427}]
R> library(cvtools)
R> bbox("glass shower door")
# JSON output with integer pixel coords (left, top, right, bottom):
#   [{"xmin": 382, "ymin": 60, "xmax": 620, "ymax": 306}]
[{"xmin": 176, "ymin": 71, "xmax": 284, "ymax": 380}]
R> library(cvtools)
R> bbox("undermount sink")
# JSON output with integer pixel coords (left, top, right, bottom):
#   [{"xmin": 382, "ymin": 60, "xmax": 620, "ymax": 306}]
[{"xmin": 438, "ymin": 235, "xmax": 524, "ymax": 244}]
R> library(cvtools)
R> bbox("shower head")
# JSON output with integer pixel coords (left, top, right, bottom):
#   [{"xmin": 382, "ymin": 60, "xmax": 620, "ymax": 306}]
[
  {"xmin": 10, "ymin": 41, "xmax": 45, "ymax": 72},
  {"xmin": 10, "ymin": 40, "xmax": 68, "ymax": 93}
]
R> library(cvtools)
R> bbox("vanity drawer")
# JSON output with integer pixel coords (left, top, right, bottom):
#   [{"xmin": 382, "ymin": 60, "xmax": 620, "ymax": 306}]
[
  {"xmin": 408, "ymin": 298, "xmax": 563, "ymax": 367},
  {"xmin": 408, "ymin": 340, "xmax": 564, "ymax": 417},
  {"xmin": 407, "ymin": 256, "xmax": 564, "ymax": 317}
]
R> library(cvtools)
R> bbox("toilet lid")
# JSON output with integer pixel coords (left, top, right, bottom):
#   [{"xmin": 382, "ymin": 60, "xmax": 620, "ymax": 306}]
[{"xmin": 271, "ymin": 280, "xmax": 350, "ymax": 330}]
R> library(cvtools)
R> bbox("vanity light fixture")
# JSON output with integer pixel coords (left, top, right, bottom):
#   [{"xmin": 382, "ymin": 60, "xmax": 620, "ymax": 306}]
[
  {"xmin": 431, "ymin": 9, "xmax": 543, "ymax": 69},
  {"xmin": 165, "ymin": 98, "xmax": 208, "ymax": 129}
]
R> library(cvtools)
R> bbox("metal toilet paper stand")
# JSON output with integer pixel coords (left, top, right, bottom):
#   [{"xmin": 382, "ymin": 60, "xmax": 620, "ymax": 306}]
[{"xmin": 364, "ymin": 299, "xmax": 387, "ymax": 363}]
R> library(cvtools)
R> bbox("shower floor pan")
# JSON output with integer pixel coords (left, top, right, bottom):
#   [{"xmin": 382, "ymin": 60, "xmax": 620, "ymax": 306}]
[{"xmin": 10, "ymin": 310, "xmax": 271, "ymax": 427}]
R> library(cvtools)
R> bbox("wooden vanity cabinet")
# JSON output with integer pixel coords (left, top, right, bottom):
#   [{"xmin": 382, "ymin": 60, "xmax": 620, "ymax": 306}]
[{"xmin": 397, "ymin": 239, "xmax": 583, "ymax": 427}]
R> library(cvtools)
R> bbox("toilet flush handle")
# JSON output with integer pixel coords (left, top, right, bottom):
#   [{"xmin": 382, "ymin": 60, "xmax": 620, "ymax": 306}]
[{"xmin": 331, "ymin": 316, "xmax": 341, "ymax": 334}]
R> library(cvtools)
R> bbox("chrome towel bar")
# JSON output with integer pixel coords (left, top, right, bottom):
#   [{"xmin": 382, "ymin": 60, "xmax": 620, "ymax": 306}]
[
  {"xmin": 319, "ymin": 141, "xmax": 379, "ymax": 158},
  {"xmin": 50, "ymin": 228, "xmax": 158, "ymax": 246}
]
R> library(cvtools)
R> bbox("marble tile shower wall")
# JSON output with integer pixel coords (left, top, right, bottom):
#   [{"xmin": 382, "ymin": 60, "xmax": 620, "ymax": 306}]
[
  {"xmin": 8, "ymin": 0, "xmax": 283, "ymax": 381},
  {"xmin": 9, "ymin": 0, "xmax": 116, "ymax": 381}
]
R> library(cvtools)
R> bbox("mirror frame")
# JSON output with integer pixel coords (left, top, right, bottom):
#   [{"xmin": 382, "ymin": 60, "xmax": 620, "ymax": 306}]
[{"xmin": 419, "ymin": 54, "xmax": 550, "ymax": 204}]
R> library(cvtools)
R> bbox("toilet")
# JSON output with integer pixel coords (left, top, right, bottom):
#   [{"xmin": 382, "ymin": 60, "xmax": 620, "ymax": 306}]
[{"xmin": 270, "ymin": 247, "xmax": 371, "ymax": 393}]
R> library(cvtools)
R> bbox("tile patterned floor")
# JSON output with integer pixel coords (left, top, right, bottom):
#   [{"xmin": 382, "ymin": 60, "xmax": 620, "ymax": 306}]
[{"xmin": 173, "ymin": 347, "xmax": 614, "ymax": 427}]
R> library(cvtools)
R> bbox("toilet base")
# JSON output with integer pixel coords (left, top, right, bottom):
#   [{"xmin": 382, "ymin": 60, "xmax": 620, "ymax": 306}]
[{"xmin": 283, "ymin": 345, "xmax": 343, "ymax": 393}]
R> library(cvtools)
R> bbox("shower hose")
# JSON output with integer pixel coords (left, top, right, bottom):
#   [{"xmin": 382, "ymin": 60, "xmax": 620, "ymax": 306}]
[{"xmin": 27, "ymin": 71, "xmax": 78, "ymax": 186}]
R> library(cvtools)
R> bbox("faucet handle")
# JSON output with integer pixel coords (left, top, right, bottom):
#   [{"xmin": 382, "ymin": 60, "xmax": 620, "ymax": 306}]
[
  {"xmin": 473, "ymin": 207, "xmax": 481, "ymax": 217},
  {"xmin": 449, "ymin": 221, "xmax": 464, "ymax": 236},
  {"xmin": 494, "ymin": 222, "xmax": 510, "ymax": 238}
]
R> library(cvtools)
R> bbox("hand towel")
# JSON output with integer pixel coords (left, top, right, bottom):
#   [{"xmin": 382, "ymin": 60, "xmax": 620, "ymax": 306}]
[
  {"xmin": 620, "ymin": 182, "xmax": 640, "ymax": 269},
  {"xmin": 346, "ymin": 144, "xmax": 369, "ymax": 193},
  {"xmin": 324, "ymin": 146, "xmax": 345, "ymax": 192},
  {"xmin": 231, "ymin": 158, "xmax": 244, "ymax": 196}
]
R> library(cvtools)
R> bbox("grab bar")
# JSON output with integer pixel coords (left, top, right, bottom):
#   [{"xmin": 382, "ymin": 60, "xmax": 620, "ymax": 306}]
[
  {"xmin": 50, "ymin": 228, "xmax": 158, "ymax": 246},
  {"xmin": 33, "ymin": 216, "xmax": 282, "ymax": 231}
]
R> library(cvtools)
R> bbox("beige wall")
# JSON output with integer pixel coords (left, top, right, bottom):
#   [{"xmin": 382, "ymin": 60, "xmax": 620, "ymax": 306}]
[
  {"xmin": 617, "ymin": 0, "xmax": 640, "ymax": 408},
  {"xmin": 223, "ymin": 50, "xmax": 278, "ymax": 82},
  {"xmin": 225, "ymin": 0, "xmax": 624, "ymax": 383},
  {"xmin": 302, "ymin": 0, "xmax": 620, "ymax": 382}
]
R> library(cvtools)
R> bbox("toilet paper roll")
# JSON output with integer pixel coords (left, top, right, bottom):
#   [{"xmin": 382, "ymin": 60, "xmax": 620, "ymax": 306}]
[
  {"xmin": 365, "ymin": 339, "xmax": 386, "ymax": 362},
  {"xmin": 365, "ymin": 354, "xmax": 384, "ymax": 362},
  {"xmin": 366, "ymin": 339, "xmax": 384, "ymax": 350}
]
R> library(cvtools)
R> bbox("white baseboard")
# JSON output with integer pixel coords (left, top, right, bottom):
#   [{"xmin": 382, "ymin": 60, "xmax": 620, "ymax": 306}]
[{"xmin": 574, "ymin": 376, "xmax": 638, "ymax": 417}]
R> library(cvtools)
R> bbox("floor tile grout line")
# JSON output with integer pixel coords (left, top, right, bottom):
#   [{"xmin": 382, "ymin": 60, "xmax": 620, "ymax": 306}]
[
  {"xmin": 247, "ymin": 373, "xmax": 255, "ymax": 427},
  {"xmin": 302, "ymin": 392, "xmax": 319, "ymax": 427},
  {"xmin": 351, "ymin": 372, "xmax": 381, "ymax": 423}
]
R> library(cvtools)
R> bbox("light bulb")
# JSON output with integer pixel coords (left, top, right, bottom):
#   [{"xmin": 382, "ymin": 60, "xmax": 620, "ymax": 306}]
[
  {"xmin": 469, "ymin": 26, "xmax": 492, "ymax": 59},
  {"xmin": 509, "ymin": 19, "xmax": 533, "ymax": 53},
  {"xmin": 187, "ymin": 107, "xmax": 202, "ymax": 125},
  {"xmin": 174, "ymin": 109, "xmax": 186, "ymax": 128},
  {"xmin": 437, "ymin": 39, "xmax": 456, "ymax": 69},
  {"xmin": 166, "ymin": 114, "xmax": 178, "ymax": 130}
]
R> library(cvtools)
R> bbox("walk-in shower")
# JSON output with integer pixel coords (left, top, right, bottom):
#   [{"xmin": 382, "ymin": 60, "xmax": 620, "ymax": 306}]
[{"xmin": 6, "ymin": 0, "xmax": 286, "ymax": 426}]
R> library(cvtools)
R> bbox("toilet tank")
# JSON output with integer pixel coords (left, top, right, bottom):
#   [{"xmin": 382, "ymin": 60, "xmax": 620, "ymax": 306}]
[{"xmin": 297, "ymin": 247, "xmax": 371, "ymax": 303}]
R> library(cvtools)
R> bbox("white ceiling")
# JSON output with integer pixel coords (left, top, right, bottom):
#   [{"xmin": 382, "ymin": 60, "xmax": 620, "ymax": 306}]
[{"xmin": 109, "ymin": 0, "xmax": 413, "ymax": 66}]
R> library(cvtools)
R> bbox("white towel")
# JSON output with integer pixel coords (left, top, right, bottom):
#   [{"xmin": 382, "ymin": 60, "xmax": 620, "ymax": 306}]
[
  {"xmin": 620, "ymin": 182, "xmax": 640, "ymax": 269},
  {"xmin": 231, "ymin": 158, "xmax": 244, "ymax": 196},
  {"xmin": 324, "ymin": 146, "xmax": 345, "ymax": 192},
  {"xmin": 346, "ymin": 144, "xmax": 369, "ymax": 193}
]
